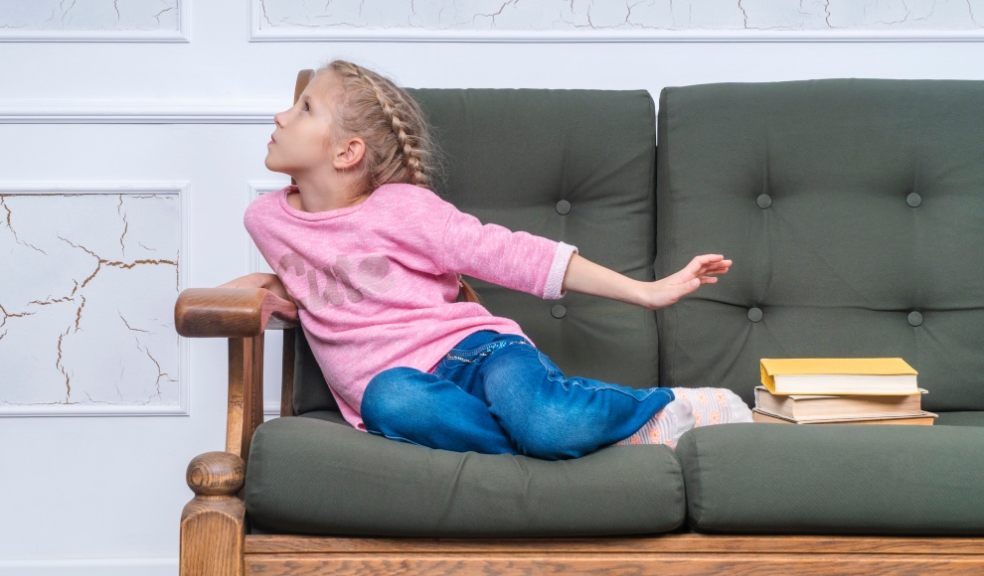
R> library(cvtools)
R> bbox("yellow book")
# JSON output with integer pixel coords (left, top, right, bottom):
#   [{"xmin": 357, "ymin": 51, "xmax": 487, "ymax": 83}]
[{"xmin": 760, "ymin": 358, "xmax": 918, "ymax": 396}]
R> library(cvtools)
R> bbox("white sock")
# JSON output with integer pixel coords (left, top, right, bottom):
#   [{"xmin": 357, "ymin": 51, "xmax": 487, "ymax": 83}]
[
  {"xmin": 671, "ymin": 387, "xmax": 753, "ymax": 427},
  {"xmin": 614, "ymin": 397, "xmax": 695, "ymax": 449}
]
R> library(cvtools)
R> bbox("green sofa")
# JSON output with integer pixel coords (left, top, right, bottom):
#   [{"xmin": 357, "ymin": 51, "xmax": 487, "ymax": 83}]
[{"xmin": 176, "ymin": 75, "xmax": 984, "ymax": 574}]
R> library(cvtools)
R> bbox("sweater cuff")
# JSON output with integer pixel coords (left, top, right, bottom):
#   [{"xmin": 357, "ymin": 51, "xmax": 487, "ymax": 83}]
[{"xmin": 543, "ymin": 241, "xmax": 579, "ymax": 300}]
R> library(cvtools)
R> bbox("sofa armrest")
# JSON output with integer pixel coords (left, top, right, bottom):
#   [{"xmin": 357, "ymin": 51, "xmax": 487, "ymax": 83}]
[
  {"xmin": 181, "ymin": 451, "xmax": 246, "ymax": 575},
  {"xmin": 175, "ymin": 287, "xmax": 298, "ymax": 338},
  {"xmin": 174, "ymin": 287, "xmax": 300, "ymax": 459}
]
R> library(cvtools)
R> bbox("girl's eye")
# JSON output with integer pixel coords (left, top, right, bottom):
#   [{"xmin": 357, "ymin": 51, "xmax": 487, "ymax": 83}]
[{"xmin": 303, "ymin": 102, "xmax": 310, "ymax": 111}]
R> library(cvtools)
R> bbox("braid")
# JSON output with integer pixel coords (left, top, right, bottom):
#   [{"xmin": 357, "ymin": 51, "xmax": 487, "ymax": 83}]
[
  {"xmin": 378, "ymin": 89, "xmax": 430, "ymax": 188},
  {"xmin": 328, "ymin": 60, "xmax": 429, "ymax": 188},
  {"xmin": 321, "ymin": 59, "xmax": 476, "ymax": 304},
  {"xmin": 389, "ymin": 95, "xmax": 430, "ymax": 187}
]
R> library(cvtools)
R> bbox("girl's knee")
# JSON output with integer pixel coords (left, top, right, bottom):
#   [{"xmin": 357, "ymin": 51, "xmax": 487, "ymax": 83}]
[
  {"xmin": 506, "ymin": 407, "xmax": 604, "ymax": 460},
  {"xmin": 362, "ymin": 367, "xmax": 425, "ymax": 428}
]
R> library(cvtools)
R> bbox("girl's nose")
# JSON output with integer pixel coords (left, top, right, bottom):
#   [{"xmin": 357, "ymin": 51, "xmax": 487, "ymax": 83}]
[{"xmin": 273, "ymin": 110, "xmax": 287, "ymax": 127}]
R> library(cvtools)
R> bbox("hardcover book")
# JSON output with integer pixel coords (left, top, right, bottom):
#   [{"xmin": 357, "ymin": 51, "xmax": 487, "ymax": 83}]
[
  {"xmin": 754, "ymin": 386, "xmax": 927, "ymax": 420},
  {"xmin": 760, "ymin": 358, "xmax": 918, "ymax": 395},
  {"xmin": 752, "ymin": 408, "xmax": 937, "ymax": 426}
]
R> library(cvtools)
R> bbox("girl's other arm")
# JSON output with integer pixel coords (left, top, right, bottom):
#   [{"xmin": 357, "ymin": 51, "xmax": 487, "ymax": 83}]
[{"xmin": 561, "ymin": 253, "xmax": 732, "ymax": 310}]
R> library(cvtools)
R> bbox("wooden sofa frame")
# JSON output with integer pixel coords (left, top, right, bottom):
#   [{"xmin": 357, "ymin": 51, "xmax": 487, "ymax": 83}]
[
  {"xmin": 174, "ymin": 69, "xmax": 984, "ymax": 575},
  {"xmin": 175, "ymin": 286, "xmax": 984, "ymax": 576}
]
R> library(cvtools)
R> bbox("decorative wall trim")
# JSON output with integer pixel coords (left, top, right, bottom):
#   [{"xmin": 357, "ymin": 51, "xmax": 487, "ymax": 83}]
[
  {"xmin": 249, "ymin": 28, "xmax": 984, "ymax": 43},
  {"xmin": 247, "ymin": 0, "xmax": 984, "ymax": 45},
  {"xmin": 0, "ymin": 101, "xmax": 281, "ymax": 124},
  {"xmin": 0, "ymin": 29, "xmax": 189, "ymax": 43},
  {"xmin": 0, "ymin": 0, "xmax": 191, "ymax": 44},
  {"xmin": 0, "ymin": 181, "xmax": 191, "ymax": 418}
]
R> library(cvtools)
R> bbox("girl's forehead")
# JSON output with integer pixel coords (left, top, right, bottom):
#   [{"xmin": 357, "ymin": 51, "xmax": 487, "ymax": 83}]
[{"xmin": 306, "ymin": 72, "xmax": 342, "ymax": 102}]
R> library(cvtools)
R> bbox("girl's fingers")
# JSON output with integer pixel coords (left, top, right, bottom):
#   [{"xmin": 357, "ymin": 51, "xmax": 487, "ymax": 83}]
[
  {"xmin": 679, "ymin": 256, "xmax": 731, "ymax": 282},
  {"xmin": 697, "ymin": 263, "xmax": 731, "ymax": 276},
  {"xmin": 692, "ymin": 256, "xmax": 730, "ymax": 269}
]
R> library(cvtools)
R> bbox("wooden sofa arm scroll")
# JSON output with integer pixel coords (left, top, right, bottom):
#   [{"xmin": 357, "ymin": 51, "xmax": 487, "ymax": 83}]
[{"xmin": 174, "ymin": 287, "xmax": 298, "ymax": 338}]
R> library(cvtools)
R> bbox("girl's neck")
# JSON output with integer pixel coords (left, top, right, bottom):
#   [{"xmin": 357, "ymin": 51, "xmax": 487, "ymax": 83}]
[{"xmin": 290, "ymin": 175, "xmax": 367, "ymax": 213}]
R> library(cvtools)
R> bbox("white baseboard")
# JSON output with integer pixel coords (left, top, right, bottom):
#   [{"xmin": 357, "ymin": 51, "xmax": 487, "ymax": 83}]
[{"xmin": 0, "ymin": 558, "xmax": 176, "ymax": 576}]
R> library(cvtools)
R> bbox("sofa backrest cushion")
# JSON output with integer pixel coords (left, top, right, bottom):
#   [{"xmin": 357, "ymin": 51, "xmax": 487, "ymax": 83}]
[
  {"xmin": 656, "ymin": 78, "xmax": 984, "ymax": 412},
  {"xmin": 294, "ymin": 88, "xmax": 659, "ymax": 416}
]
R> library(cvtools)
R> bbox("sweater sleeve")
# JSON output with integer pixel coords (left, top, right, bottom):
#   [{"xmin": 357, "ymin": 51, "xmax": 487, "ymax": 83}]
[
  {"xmin": 242, "ymin": 190, "xmax": 284, "ymax": 274},
  {"xmin": 437, "ymin": 200, "xmax": 579, "ymax": 300},
  {"xmin": 243, "ymin": 195, "xmax": 270, "ymax": 258}
]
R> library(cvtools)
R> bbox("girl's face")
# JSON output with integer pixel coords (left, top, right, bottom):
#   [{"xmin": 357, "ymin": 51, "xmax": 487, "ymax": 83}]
[{"xmin": 266, "ymin": 72, "xmax": 343, "ymax": 177}]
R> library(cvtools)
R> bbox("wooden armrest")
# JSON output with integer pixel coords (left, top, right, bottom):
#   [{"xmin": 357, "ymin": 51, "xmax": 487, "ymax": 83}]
[
  {"xmin": 174, "ymin": 287, "xmax": 298, "ymax": 338},
  {"xmin": 174, "ymin": 287, "xmax": 299, "ymax": 459}
]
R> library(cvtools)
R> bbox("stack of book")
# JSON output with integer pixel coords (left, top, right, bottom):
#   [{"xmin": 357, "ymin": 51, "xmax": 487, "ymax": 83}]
[{"xmin": 752, "ymin": 358, "xmax": 937, "ymax": 425}]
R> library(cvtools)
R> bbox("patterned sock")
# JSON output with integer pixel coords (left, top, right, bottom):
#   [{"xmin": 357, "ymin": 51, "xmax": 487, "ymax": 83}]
[
  {"xmin": 671, "ymin": 387, "xmax": 753, "ymax": 427},
  {"xmin": 614, "ymin": 397, "xmax": 695, "ymax": 449}
]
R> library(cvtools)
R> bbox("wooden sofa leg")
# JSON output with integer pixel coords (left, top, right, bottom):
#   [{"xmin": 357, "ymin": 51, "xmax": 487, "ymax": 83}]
[{"xmin": 180, "ymin": 451, "xmax": 246, "ymax": 576}]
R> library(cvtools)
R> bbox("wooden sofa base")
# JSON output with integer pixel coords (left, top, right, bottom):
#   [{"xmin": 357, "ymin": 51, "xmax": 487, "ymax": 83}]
[{"xmin": 242, "ymin": 534, "xmax": 984, "ymax": 575}]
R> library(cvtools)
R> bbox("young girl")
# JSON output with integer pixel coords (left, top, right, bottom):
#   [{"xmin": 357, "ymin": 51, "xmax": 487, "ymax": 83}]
[{"xmin": 228, "ymin": 59, "xmax": 752, "ymax": 461}]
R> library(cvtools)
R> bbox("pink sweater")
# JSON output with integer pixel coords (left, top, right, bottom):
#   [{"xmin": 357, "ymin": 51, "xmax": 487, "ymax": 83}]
[{"xmin": 244, "ymin": 182, "xmax": 579, "ymax": 431}]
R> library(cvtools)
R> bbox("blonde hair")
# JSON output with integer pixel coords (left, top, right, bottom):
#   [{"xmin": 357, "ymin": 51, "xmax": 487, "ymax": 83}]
[
  {"xmin": 320, "ymin": 59, "xmax": 437, "ymax": 191},
  {"xmin": 317, "ymin": 59, "xmax": 479, "ymax": 305}
]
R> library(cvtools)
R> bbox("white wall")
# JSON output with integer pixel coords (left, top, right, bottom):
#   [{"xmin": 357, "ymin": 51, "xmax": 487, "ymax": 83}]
[{"xmin": 1, "ymin": 1, "xmax": 983, "ymax": 574}]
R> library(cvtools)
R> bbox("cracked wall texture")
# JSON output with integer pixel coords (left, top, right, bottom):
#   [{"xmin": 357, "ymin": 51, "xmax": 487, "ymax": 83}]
[
  {"xmin": 0, "ymin": 192, "xmax": 180, "ymax": 408},
  {"xmin": 0, "ymin": 0, "xmax": 180, "ymax": 31},
  {"xmin": 256, "ymin": 0, "xmax": 984, "ymax": 31}
]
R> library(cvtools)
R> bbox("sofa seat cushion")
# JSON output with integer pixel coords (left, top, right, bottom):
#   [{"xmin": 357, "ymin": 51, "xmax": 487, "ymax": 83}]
[
  {"xmin": 245, "ymin": 415, "xmax": 686, "ymax": 537},
  {"xmin": 676, "ymin": 423, "xmax": 984, "ymax": 535}
]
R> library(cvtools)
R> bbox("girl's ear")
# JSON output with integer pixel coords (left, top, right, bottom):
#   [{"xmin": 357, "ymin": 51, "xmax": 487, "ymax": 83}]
[{"xmin": 333, "ymin": 137, "xmax": 366, "ymax": 170}]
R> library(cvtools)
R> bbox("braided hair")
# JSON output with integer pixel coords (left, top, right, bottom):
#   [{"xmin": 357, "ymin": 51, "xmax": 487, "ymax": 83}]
[
  {"xmin": 319, "ymin": 59, "xmax": 479, "ymax": 305},
  {"xmin": 322, "ymin": 60, "xmax": 436, "ymax": 190}
]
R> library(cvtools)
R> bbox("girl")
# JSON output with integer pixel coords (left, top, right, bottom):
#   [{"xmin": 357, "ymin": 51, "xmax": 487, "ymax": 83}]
[{"xmin": 228, "ymin": 59, "xmax": 752, "ymax": 461}]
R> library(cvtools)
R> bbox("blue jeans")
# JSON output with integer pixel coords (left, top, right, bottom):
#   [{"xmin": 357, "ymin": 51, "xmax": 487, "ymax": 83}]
[{"xmin": 361, "ymin": 330, "xmax": 675, "ymax": 460}]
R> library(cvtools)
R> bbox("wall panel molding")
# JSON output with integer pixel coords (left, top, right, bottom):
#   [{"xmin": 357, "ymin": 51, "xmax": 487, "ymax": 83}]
[
  {"xmin": 0, "ymin": 0, "xmax": 191, "ymax": 43},
  {"xmin": 0, "ymin": 181, "xmax": 191, "ymax": 418},
  {"xmin": 250, "ymin": 28, "xmax": 984, "ymax": 43},
  {"xmin": 248, "ymin": 0, "xmax": 984, "ymax": 44},
  {"xmin": 0, "ymin": 101, "xmax": 281, "ymax": 125}
]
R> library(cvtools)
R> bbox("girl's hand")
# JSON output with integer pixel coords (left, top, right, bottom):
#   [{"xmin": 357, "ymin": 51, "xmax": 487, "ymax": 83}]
[
  {"xmin": 219, "ymin": 272, "xmax": 295, "ymax": 304},
  {"xmin": 217, "ymin": 272, "xmax": 268, "ymax": 289},
  {"xmin": 637, "ymin": 254, "xmax": 732, "ymax": 310}
]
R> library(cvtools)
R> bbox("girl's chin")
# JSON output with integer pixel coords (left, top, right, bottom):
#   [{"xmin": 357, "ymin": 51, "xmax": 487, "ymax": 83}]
[{"xmin": 264, "ymin": 157, "xmax": 285, "ymax": 173}]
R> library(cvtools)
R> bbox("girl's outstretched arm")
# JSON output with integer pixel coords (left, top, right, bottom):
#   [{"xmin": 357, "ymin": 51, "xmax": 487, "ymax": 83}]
[{"xmin": 561, "ymin": 253, "xmax": 732, "ymax": 310}]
